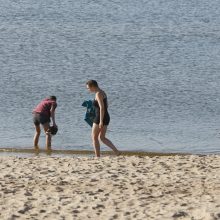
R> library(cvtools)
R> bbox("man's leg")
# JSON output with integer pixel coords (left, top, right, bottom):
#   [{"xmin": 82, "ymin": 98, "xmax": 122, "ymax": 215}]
[
  {"xmin": 34, "ymin": 124, "xmax": 41, "ymax": 150},
  {"xmin": 43, "ymin": 123, "xmax": 52, "ymax": 151}
]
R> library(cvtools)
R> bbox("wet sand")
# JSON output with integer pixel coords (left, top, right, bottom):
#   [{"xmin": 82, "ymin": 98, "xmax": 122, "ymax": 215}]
[{"xmin": 0, "ymin": 155, "xmax": 220, "ymax": 220}]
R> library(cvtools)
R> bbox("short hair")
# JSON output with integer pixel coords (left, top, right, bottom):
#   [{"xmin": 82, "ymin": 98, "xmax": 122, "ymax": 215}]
[
  {"xmin": 86, "ymin": 80, "xmax": 98, "ymax": 88},
  {"xmin": 49, "ymin": 96, "xmax": 57, "ymax": 101}
]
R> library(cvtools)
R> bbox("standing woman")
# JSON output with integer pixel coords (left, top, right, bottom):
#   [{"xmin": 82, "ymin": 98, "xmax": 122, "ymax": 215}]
[
  {"xmin": 86, "ymin": 80, "xmax": 120, "ymax": 157},
  {"xmin": 32, "ymin": 96, "xmax": 57, "ymax": 150}
]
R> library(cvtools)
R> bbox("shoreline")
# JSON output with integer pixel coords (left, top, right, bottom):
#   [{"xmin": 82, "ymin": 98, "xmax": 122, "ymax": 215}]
[{"xmin": 0, "ymin": 147, "xmax": 199, "ymax": 157}]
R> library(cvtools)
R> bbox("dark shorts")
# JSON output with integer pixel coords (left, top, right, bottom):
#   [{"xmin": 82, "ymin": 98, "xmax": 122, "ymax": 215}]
[
  {"xmin": 93, "ymin": 112, "xmax": 110, "ymax": 126},
  {"xmin": 33, "ymin": 113, "xmax": 50, "ymax": 126}
]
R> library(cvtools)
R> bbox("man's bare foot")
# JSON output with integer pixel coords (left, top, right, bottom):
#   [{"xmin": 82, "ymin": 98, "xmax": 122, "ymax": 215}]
[{"xmin": 46, "ymin": 148, "xmax": 52, "ymax": 156}]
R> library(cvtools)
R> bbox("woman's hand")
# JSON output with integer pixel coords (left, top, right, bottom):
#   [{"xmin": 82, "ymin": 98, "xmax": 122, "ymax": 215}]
[{"xmin": 99, "ymin": 122, "xmax": 104, "ymax": 129}]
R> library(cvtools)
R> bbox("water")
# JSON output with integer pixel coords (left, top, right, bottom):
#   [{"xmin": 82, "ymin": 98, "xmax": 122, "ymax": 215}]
[{"xmin": 1, "ymin": 0, "xmax": 220, "ymax": 154}]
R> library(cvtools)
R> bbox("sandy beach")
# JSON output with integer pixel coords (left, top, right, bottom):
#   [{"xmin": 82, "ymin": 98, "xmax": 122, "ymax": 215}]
[{"xmin": 0, "ymin": 155, "xmax": 220, "ymax": 220}]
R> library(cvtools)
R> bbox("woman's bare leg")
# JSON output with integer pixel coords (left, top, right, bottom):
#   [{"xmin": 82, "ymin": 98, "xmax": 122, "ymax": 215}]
[
  {"xmin": 99, "ymin": 126, "xmax": 120, "ymax": 155},
  {"xmin": 43, "ymin": 123, "xmax": 52, "ymax": 151},
  {"xmin": 34, "ymin": 125, "xmax": 41, "ymax": 150},
  {"xmin": 92, "ymin": 124, "xmax": 101, "ymax": 157}
]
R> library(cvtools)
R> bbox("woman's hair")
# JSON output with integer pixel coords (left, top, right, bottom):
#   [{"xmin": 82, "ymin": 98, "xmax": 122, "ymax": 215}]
[
  {"xmin": 49, "ymin": 96, "xmax": 57, "ymax": 101},
  {"xmin": 86, "ymin": 80, "xmax": 98, "ymax": 88}
]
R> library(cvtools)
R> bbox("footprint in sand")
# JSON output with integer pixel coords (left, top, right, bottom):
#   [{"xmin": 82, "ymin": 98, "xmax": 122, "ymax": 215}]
[{"xmin": 172, "ymin": 211, "xmax": 189, "ymax": 218}]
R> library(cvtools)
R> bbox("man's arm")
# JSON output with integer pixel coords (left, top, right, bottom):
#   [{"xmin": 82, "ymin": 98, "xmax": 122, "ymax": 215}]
[{"xmin": 50, "ymin": 105, "xmax": 57, "ymax": 127}]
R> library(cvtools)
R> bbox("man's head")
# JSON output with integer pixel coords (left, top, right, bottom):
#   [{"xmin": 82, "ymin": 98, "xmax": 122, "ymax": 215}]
[{"xmin": 49, "ymin": 96, "xmax": 57, "ymax": 101}]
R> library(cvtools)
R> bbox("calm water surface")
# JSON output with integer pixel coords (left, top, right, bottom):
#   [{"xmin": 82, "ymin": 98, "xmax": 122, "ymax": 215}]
[{"xmin": 1, "ymin": 0, "xmax": 220, "ymax": 154}]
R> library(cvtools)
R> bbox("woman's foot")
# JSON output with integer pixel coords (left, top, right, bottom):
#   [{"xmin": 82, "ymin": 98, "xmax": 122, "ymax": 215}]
[{"xmin": 116, "ymin": 151, "xmax": 121, "ymax": 156}]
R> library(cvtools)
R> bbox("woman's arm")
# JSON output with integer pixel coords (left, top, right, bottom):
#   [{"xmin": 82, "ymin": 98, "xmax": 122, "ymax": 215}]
[
  {"xmin": 96, "ymin": 92, "xmax": 104, "ymax": 129},
  {"xmin": 50, "ymin": 105, "xmax": 57, "ymax": 127}
]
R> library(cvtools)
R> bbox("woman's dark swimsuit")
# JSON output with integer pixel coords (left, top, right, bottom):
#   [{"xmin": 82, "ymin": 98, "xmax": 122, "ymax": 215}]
[{"xmin": 93, "ymin": 97, "xmax": 110, "ymax": 126}]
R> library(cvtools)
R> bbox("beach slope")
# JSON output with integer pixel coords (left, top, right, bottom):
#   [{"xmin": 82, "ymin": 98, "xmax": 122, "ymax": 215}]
[{"xmin": 0, "ymin": 155, "xmax": 220, "ymax": 220}]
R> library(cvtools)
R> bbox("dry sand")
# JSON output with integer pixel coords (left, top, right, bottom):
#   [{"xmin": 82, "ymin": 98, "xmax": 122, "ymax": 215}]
[{"xmin": 0, "ymin": 155, "xmax": 220, "ymax": 220}]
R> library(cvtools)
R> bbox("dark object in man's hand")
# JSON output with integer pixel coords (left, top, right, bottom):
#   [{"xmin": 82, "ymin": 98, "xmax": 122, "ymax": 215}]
[{"xmin": 46, "ymin": 126, "xmax": 58, "ymax": 135}]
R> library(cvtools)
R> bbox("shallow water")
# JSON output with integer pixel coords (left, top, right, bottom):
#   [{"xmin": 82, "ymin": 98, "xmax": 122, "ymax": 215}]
[{"xmin": 0, "ymin": 0, "xmax": 220, "ymax": 154}]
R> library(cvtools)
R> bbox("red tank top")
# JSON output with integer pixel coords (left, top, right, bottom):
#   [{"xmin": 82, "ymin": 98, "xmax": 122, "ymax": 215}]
[{"xmin": 33, "ymin": 99, "xmax": 57, "ymax": 117}]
